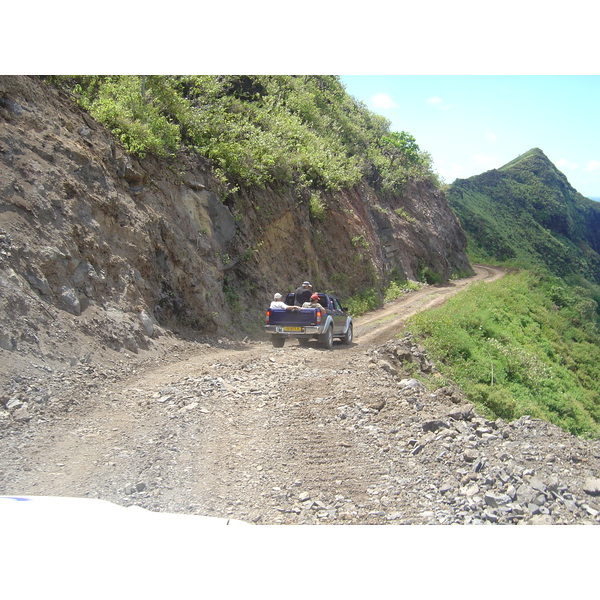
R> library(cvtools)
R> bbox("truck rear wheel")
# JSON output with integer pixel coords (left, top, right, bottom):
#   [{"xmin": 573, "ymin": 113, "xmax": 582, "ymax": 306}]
[
  {"xmin": 271, "ymin": 337, "xmax": 285, "ymax": 348},
  {"xmin": 319, "ymin": 326, "xmax": 333, "ymax": 350},
  {"xmin": 342, "ymin": 323, "xmax": 353, "ymax": 345}
]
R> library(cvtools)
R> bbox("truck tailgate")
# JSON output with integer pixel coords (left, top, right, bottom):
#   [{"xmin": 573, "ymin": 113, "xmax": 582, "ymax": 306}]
[{"xmin": 266, "ymin": 308, "xmax": 319, "ymax": 327}]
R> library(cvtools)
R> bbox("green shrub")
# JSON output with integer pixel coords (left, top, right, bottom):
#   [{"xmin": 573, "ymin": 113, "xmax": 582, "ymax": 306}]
[
  {"xmin": 394, "ymin": 207, "xmax": 416, "ymax": 222},
  {"xmin": 345, "ymin": 287, "xmax": 380, "ymax": 316},
  {"xmin": 52, "ymin": 75, "xmax": 439, "ymax": 194},
  {"xmin": 468, "ymin": 384, "xmax": 518, "ymax": 420},
  {"xmin": 383, "ymin": 279, "xmax": 420, "ymax": 302},
  {"xmin": 308, "ymin": 192, "xmax": 326, "ymax": 222},
  {"xmin": 351, "ymin": 235, "xmax": 369, "ymax": 249},
  {"xmin": 417, "ymin": 261, "xmax": 442, "ymax": 284},
  {"xmin": 75, "ymin": 76, "xmax": 181, "ymax": 158},
  {"xmin": 384, "ymin": 280, "xmax": 403, "ymax": 302}
]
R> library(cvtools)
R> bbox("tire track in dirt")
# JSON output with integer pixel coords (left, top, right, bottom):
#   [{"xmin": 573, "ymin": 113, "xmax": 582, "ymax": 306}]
[{"xmin": 1, "ymin": 265, "xmax": 507, "ymax": 524}]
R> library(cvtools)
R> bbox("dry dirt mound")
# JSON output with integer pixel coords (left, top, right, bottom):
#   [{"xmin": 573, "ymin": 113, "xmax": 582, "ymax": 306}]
[{"xmin": 1, "ymin": 266, "xmax": 599, "ymax": 525}]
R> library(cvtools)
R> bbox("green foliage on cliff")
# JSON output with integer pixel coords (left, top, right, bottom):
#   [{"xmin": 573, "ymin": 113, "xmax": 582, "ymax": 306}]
[
  {"xmin": 345, "ymin": 278, "xmax": 420, "ymax": 316},
  {"xmin": 408, "ymin": 271, "xmax": 600, "ymax": 437},
  {"xmin": 49, "ymin": 75, "xmax": 436, "ymax": 194}
]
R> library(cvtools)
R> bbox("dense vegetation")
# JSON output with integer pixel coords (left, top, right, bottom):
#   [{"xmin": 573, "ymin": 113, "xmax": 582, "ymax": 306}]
[
  {"xmin": 408, "ymin": 271, "xmax": 600, "ymax": 437},
  {"xmin": 48, "ymin": 75, "xmax": 437, "ymax": 195},
  {"xmin": 410, "ymin": 149, "xmax": 600, "ymax": 438},
  {"xmin": 346, "ymin": 278, "xmax": 420, "ymax": 316}
]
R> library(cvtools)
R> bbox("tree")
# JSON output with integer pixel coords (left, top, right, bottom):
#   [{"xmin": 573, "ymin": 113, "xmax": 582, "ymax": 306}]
[{"xmin": 380, "ymin": 131, "xmax": 422, "ymax": 167}]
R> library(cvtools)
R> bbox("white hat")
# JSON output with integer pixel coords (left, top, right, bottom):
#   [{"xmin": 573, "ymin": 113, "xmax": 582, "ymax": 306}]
[
  {"xmin": 302, "ymin": 281, "xmax": 311, "ymax": 286},
  {"xmin": 274, "ymin": 293, "xmax": 282, "ymax": 300}
]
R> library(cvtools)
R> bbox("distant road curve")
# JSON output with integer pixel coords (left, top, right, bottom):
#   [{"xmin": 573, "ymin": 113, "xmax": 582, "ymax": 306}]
[{"xmin": 353, "ymin": 264, "xmax": 506, "ymax": 346}]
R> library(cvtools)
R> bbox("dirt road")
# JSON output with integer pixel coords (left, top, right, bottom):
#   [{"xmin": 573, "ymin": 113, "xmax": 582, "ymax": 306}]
[
  {"xmin": 354, "ymin": 264, "xmax": 504, "ymax": 344},
  {"xmin": 3, "ymin": 265, "xmax": 599, "ymax": 525}
]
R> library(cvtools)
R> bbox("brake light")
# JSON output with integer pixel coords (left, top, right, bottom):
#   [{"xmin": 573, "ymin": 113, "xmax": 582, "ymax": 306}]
[
  {"xmin": 265, "ymin": 309, "xmax": 271, "ymax": 324},
  {"xmin": 316, "ymin": 310, "xmax": 321, "ymax": 324}
]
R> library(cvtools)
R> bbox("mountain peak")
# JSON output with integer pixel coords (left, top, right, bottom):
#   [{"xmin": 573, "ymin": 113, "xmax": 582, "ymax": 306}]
[
  {"xmin": 499, "ymin": 147, "xmax": 550, "ymax": 171},
  {"xmin": 497, "ymin": 147, "xmax": 576, "ymax": 196},
  {"xmin": 447, "ymin": 147, "xmax": 600, "ymax": 283}
]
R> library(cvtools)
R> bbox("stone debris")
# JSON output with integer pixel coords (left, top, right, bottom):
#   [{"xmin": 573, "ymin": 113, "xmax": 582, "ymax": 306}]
[
  {"xmin": 1, "ymin": 331, "xmax": 598, "ymax": 526},
  {"xmin": 583, "ymin": 477, "xmax": 600, "ymax": 496}
]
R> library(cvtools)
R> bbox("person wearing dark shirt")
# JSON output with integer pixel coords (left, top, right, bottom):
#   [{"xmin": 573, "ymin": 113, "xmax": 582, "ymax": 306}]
[{"xmin": 294, "ymin": 281, "xmax": 313, "ymax": 306}]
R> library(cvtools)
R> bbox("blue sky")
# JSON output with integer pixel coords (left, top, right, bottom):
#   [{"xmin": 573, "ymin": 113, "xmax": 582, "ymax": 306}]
[{"xmin": 340, "ymin": 76, "xmax": 600, "ymax": 199}]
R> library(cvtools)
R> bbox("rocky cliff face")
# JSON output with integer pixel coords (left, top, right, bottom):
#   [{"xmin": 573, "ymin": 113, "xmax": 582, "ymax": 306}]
[{"xmin": 0, "ymin": 76, "xmax": 470, "ymax": 364}]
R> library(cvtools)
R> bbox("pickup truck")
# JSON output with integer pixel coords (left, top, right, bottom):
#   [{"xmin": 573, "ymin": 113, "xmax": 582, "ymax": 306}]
[{"xmin": 264, "ymin": 292, "xmax": 353, "ymax": 349}]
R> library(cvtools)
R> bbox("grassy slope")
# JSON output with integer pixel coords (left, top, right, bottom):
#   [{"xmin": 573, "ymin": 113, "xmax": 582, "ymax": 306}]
[
  {"xmin": 409, "ymin": 149, "xmax": 600, "ymax": 437},
  {"xmin": 407, "ymin": 271, "xmax": 600, "ymax": 437}
]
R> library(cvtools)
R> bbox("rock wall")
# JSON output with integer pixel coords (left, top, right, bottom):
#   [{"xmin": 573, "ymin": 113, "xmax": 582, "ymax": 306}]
[
  {"xmin": 0, "ymin": 75, "xmax": 471, "ymax": 362},
  {"xmin": 226, "ymin": 177, "xmax": 471, "ymax": 301}
]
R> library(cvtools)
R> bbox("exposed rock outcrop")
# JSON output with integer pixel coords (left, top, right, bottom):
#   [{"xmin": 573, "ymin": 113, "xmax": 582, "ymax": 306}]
[{"xmin": 0, "ymin": 75, "xmax": 470, "ymax": 370}]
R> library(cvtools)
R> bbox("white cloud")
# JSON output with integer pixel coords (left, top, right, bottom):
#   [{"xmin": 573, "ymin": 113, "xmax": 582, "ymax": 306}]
[
  {"xmin": 370, "ymin": 93, "xmax": 398, "ymax": 109},
  {"xmin": 437, "ymin": 152, "xmax": 517, "ymax": 183},
  {"xmin": 443, "ymin": 163, "xmax": 469, "ymax": 182},
  {"xmin": 436, "ymin": 154, "xmax": 499, "ymax": 183},
  {"xmin": 584, "ymin": 160, "xmax": 600, "ymax": 172},
  {"xmin": 471, "ymin": 153, "xmax": 499, "ymax": 171},
  {"xmin": 427, "ymin": 96, "xmax": 453, "ymax": 110},
  {"xmin": 556, "ymin": 158, "xmax": 579, "ymax": 171},
  {"xmin": 486, "ymin": 132, "xmax": 498, "ymax": 142}
]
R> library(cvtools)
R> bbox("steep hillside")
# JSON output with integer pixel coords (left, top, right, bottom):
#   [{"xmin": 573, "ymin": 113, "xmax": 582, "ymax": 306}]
[
  {"xmin": 447, "ymin": 148, "xmax": 600, "ymax": 284},
  {"xmin": 419, "ymin": 148, "xmax": 600, "ymax": 437},
  {"xmin": 0, "ymin": 76, "xmax": 471, "ymax": 373}
]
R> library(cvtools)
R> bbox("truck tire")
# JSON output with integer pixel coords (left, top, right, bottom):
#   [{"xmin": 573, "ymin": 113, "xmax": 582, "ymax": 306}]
[
  {"xmin": 271, "ymin": 337, "xmax": 285, "ymax": 348},
  {"xmin": 319, "ymin": 326, "xmax": 333, "ymax": 350},
  {"xmin": 341, "ymin": 323, "xmax": 353, "ymax": 345}
]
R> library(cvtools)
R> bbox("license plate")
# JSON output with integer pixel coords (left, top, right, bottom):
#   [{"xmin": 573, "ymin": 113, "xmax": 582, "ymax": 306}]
[{"xmin": 283, "ymin": 327, "xmax": 302, "ymax": 332}]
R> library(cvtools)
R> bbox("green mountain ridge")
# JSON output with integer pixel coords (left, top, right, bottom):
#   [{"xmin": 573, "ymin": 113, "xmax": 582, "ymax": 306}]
[
  {"xmin": 418, "ymin": 148, "xmax": 600, "ymax": 436},
  {"xmin": 447, "ymin": 147, "xmax": 600, "ymax": 284}
]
